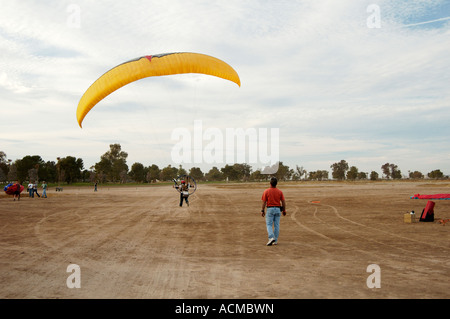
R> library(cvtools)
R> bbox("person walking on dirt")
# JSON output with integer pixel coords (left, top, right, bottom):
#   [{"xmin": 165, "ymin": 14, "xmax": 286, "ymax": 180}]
[
  {"xmin": 32, "ymin": 182, "xmax": 40, "ymax": 198},
  {"xmin": 41, "ymin": 181, "xmax": 48, "ymax": 198},
  {"xmin": 13, "ymin": 181, "xmax": 21, "ymax": 201},
  {"xmin": 261, "ymin": 177, "xmax": 286, "ymax": 246}
]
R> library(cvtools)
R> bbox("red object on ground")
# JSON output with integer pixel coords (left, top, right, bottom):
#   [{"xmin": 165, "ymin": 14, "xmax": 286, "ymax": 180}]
[
  {"xmin": 412, "ymin": 194, "xmax": 450, "ymax": 199},
  {"xmin": 420, "ymin": 200, "xmax": 435, "ymax": 222}
]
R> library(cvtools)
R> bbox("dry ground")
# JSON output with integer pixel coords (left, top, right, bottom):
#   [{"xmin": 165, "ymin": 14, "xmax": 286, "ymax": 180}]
[{"xmin": 0, "ymin": 181, "xmax": 449, "ymax": 299}]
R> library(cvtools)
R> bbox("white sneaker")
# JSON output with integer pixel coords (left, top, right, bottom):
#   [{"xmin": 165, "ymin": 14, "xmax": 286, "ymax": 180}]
[
  {"xmin": 266, "ymin": 238, "xmax": 275, "ymax": 246},
  {"xmin": 273, "ymin": 241, "xmax": 278, "ymax": 245}
]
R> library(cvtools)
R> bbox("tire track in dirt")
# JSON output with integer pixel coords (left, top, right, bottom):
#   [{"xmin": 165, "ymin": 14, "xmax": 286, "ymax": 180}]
[
  {"xmin": 290, "ymin": 203, "xmax": 419, "ymax": 261},
  {"xmin": 321, "ymin": 202, "xmax": 448, "ymax": 252},
  {"xmin": 291, "ymin": 200, "xmax": 449, "ymax": 276},
  {"xmin": 290, "ymin": 204, "xmax": 364, "ymax": 256},
  {"xmin": 22, "ymin": 194, "xmax": 169, "ymax": 298},
  {"xmin": 291, "ymin": 205, "xmax": 337, "ymax": 241},
  {"xmin": 141, "ymin": 187, "xmax": 296, "ymax": 298},
  {"xmin": 115, "ymin": 188, "xmax": 213, "ymax": 297},
  {"xmin": 304, "ymin": 201, "xmax": 450, "ymax": 282},
  {"xmin": 34, "ymin": 194, "xmax": 168, "ymax": 249},
  {"xmin": 73, "ymin": 194, "xmax": 179, "ymax": 297},
  {"xmin": 309, "ymin": 203, "xmax": 426, "ymax": 257},
  {"xmin": 310, "ymin": 201, "xmax": 449, "ymax": 254},
  {"xmin": 131, "ymin": 191, "xmax": 212, "ymax": 298},
  {"xmin": 141, "ymin": 188, "xmax": 225, "ymax": 298}
]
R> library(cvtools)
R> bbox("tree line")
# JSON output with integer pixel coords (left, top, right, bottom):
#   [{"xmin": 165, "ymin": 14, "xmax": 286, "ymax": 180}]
[{"xmin": 0, "ymin": 145, "xmax": 447, "ymax": 185}]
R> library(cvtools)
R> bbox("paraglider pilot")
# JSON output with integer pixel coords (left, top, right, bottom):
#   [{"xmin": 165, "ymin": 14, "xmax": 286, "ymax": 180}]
[
  {"xmin": 175, "ymin": 180, "xmax": 190, "ymax": 207},
  {"xmin": 13, "ymin": 181, "xmax": 21, "ymax": 201}
]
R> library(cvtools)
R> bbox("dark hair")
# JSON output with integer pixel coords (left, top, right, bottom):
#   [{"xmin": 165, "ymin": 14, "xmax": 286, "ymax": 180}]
[{"xmin": 270, "ymin": 177, "xmax": 278, "ymax": 187}]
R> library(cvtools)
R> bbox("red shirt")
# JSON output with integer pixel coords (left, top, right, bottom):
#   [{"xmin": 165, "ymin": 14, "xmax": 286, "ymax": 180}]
[{"xmin": 261, "ymin": 187, "xmax": 285, "ymax": 207}]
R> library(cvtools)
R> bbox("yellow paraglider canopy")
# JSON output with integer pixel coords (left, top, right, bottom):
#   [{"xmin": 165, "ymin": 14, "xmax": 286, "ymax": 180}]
[{"xmin": 76, "ymin": 52, "xmax": 240, "ymax": 127}]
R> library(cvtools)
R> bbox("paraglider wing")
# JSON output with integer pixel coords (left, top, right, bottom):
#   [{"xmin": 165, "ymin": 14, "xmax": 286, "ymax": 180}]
[
  {"xmin": 3, "ymin": 183, "xmax": 12, "ymax": 193},
  {"xmin": 76, "ymin": 52, "xmax": 241, "ymax": 127},
  {"xmin": 411, "ymin": 193, "xmax": 450, "ymax": 200},
  {"xmin": 4, "ymin": 183, "xmax": 24, "ymax": 195}
]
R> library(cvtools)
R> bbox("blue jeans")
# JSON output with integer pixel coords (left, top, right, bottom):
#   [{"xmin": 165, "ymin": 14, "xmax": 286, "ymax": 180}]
[{"xmin": 266, "ymin": 207, "xmax": 281, "ymax": 241}]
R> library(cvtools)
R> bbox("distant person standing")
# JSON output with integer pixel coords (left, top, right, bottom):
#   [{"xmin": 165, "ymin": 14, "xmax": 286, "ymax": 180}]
[
  {"xmin": 42, "ymin": 181, "xmax": 48, "ymax": 198},
  {"xmin": 261, "ymin": 177, "xmax": 286, "ymax": 246},
  {"xmin": 28, "ymin": 182, "xmax": 33, "ymax": 197},
  {"xmin": 94, "ymin": 181, "xmax": 98, "ymax": 192},
  {"xmin": 32, "ymin": 182, "xmax": 40, "ymax": 198}
]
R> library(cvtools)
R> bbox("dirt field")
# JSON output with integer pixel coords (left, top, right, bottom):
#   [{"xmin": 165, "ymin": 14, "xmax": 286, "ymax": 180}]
[{"xmin": 1, "ymin": 181, "xmax": 449, "ymax": 299}]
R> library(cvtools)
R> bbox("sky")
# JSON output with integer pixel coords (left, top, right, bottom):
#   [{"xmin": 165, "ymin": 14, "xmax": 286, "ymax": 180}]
[{"xmin": 1, "ymin": 0, "xmax": 449, "ymax": 177}]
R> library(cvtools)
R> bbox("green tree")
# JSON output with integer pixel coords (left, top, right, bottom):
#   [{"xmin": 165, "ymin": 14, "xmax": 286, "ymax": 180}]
[
  {"xmin": 81, "ymin": 169, "xmax": 92, "ymax": 182},
  {"xmin": 307, "ymin": 170, "xmax": 328, "ymax": 181},
  {"xmin": 295, "ymin": 165, "xmax": 307, "ymax": 180},
  {"xmin": 7, "ymin": 163, "xmax": 17, "ymax": 182},
  {"xmin": 0, "ymin": 168, "xmax": 5, "ymax": 182},
  {"xmin": 346, "ymin": 166, "xmax": 359, "ymax": 181},
  {"xmin": 94, "ymin": 157, "xmax": 112, "ymax": 183},
  {"xmin": 390, "ymin": 164, "xmax": 402, "ymax": 179},
  {"xmin": 330, "ymin": 160, "xmax": 348, "ymax": 180},
  {"xmin": 59, "ymin": 156, "xmax": 84, "ymax": 184},
  {"xmin": 160, "ymin": 165, "xmax": 178, "ymax": 181},
  {"xmin": 307, "ymin": 171, "xmax": 317, "ymax": 180},
  {"xmin": 39, "ymin": 161, "xmax": 57, "ymax": 183},
  {"xmin": 113, "ymin": 161, "xmax": 128, "ymax": 183},
  {"xmin": 0, "ymin": 151, "xmax": 6, "ymax": 163},
  {"xmin": 205, "ymin": 166, "xmax": 224, "ymax": 181},
  {"xmin": 189, "ymin": 167, "xmax": 204, "ymax": 181},
  {"xmin": 381, "ymin": 163, "xmax": 391, "ymax": 179},
  {"xmin": 28, "ymin": 166, "xmax": 39, "ymax": 183},
  {"xmin": 0, "ymin": 151, "xmax": 8, "ymax": 182},
  {"xmin": 15, "ymin": 155, "xmax": 45, "ymax": 182},
  {"xmin": 177, "ymin": 165, "xmax": 187, "ymax": 177},
  {"xmin": 233, "ymin": 163, "xmax": 252, "ymax": 181},
  {"xmin": 130, "ymin": 162, "xmax": 146, "ymax": 183},
  {"xmin": 95, "ymin": 144, "xmax": 128, "ymax": 182},
  {"xmin": 370, "ymin": 171, "xmax": 379, "ymax": 181},
  {"xmin": 357, "ymin": 172, "xmax": 367, "ymax": 180},
  {"xmin": 271, "ymin": 162, "xmax": 292, "ymax": 181},
  {"xmin": 221, "ymin": 164, "xmax": 240, "ymax": 181},
  {"xmin": 219, "ymin": 163, "xmax": 253, "ymax": 181},
  {"xmin": 319, "ymin": 170, "xmax": 329, "ymax": 180},
  {"xmin": 409, "ymin": 171, "xmax": 424, "ymax": 179},
  {"xmin": 428, "ymin": 169, "xmax": 444, "ymax": 179},
  {"xmin": 249, "ymin": 169, "xmax": 266, "ymax": 182},
  {"xmin": 146, "ymin": 164, "xmax": 160, "ymax": 183}
]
